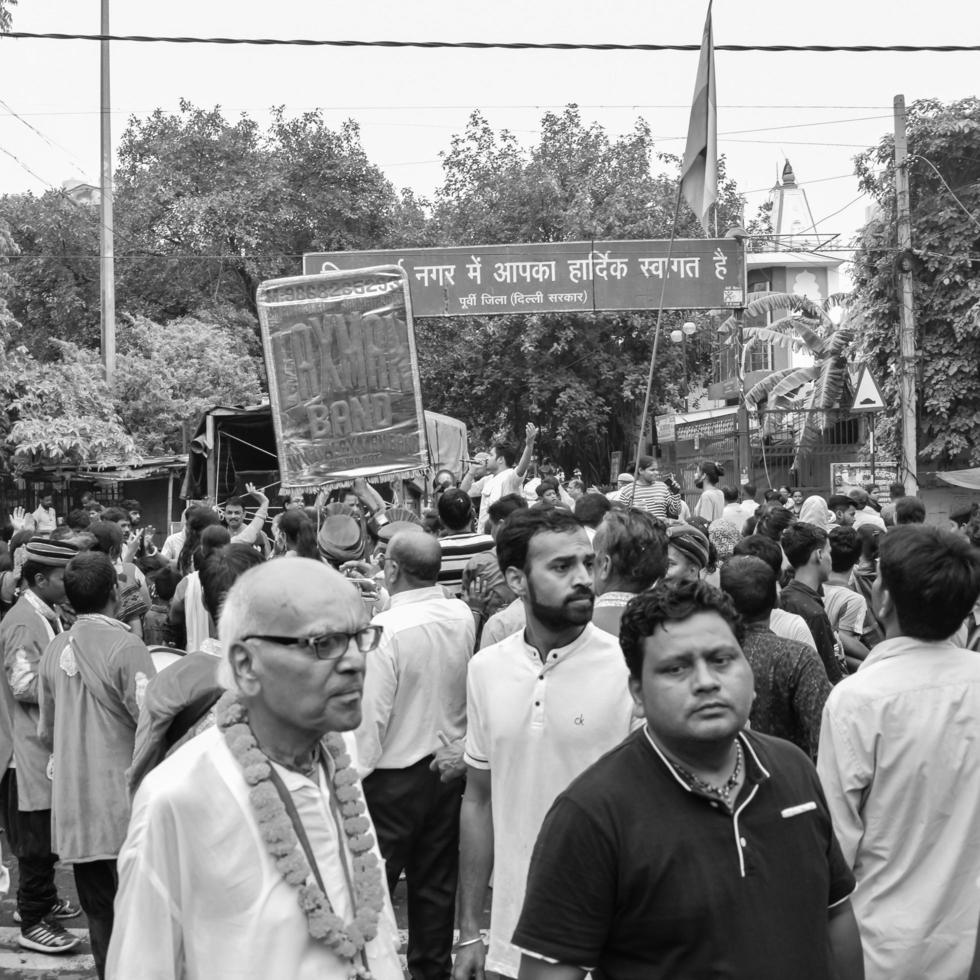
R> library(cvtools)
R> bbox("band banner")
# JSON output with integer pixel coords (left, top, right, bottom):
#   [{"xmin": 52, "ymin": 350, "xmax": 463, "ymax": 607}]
[{"xmin": 256, "ymin": 266, "xmax": 429, "ymax": 489}]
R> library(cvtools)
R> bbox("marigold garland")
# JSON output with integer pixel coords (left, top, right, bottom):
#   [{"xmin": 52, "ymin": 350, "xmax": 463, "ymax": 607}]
[{"xmin": 217, "ymin": 692, "xmax": 384, "ymax": 976}]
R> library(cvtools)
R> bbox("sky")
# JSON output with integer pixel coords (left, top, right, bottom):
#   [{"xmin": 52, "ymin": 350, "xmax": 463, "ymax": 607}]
[{"xmin": 1, "ymin": 0, "xmax": 978, "ymax": 279}]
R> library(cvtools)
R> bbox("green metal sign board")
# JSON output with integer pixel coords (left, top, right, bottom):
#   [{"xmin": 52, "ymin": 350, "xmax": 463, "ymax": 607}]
[{"xmin": 303, "ymin": 238, "xmax": 745, "ymax": 317}]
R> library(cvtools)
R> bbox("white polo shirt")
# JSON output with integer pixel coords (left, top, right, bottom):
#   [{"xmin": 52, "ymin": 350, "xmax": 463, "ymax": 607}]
[{"xmin": 465, "ymin": 621, "xmax": 636, "ymax": 978}]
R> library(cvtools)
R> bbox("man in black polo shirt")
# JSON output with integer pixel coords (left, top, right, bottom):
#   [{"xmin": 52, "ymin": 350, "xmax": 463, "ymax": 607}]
[
  {"xmin": 779, "ymin": 522, "xmax": 845, "ymax": 683},
  {"xmin": 511, "ymin": 579, "xmax": 863, "ymax": 980}
]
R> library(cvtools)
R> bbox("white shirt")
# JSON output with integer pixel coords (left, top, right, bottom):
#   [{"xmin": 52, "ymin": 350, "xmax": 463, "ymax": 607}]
[
  {"xmin": 465, "ymin": 623, "xmax": 636, "ymax": 978},
  {"xmin": 107, "ymin": 727, "xmax": 402, "ymax": 980},
  {"xmin": 817, "ymin": 636, "xmax": 980, "ymax": 980},
  {"xmin": 853, "ymin": 507, "xmax": 887, "ymax": 532},
  {"xmin": 478, "ymin": 468, "xmax": 523, "ymax": 531},
  {"xmin": 721, "ymin": 502, "xmax": 745, "ymax": 527},
  {"xmin": 356, "ymin": 587, "xmax": 474, "ymax": 776},
  {"xmin": 32, "ymin": 506, "xmax": 57, "ymax": 533},
  {"xmin": 161, "ymin": 531, "xmax": 185, "ymax": 563},
  {"xmin": 770, "ymin": 607, "xmax": 817, "ymax": 650}
]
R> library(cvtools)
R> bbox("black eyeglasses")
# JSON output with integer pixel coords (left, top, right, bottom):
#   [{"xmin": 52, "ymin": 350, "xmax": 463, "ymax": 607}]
[{"xmin": 242, "ymin": 625, "xmax": 384, "ymax": 661}]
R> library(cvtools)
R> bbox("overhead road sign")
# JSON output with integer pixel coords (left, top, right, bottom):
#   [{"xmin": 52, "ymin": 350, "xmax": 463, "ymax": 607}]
[{"xmin": 304, "ymin": 239, "xmax": 745, "ymax": 317}]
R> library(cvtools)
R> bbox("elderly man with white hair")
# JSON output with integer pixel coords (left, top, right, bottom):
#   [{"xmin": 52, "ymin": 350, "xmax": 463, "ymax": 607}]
[{"xmin": 107, "ymin": 559, "xmax": 403, "ymax": 980}]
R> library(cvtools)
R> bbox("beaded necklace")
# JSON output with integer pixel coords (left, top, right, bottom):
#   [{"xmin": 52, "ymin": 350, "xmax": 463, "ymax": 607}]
[{"xmin": 673, "ymin": 740, "xmax": 744, "ymax": 809}]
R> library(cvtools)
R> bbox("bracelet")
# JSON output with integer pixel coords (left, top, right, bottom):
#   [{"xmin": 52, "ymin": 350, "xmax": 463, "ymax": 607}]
[{"xmin": 455, "ymin": 937, "xmax": 485, "ymax": 949}]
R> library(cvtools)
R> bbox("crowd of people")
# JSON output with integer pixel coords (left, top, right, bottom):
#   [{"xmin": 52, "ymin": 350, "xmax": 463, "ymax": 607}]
[{"xmin": 0, "ymin": 440, "xmax": 978, "ymax": 980}]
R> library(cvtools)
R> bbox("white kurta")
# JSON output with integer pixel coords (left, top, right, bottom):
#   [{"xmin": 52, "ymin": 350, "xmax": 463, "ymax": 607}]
[
  {"xmin": 818, "ymin": 636, "xmax": 980, "ymax": 980},
  {"xmin": 107, "ymin": 726, "xmax": 402, "ymax": 980}
]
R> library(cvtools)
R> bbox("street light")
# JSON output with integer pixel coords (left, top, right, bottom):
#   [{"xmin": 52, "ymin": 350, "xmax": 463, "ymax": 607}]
[{"xmin": 671, "ymin": 321, "xmax": 698, "ymax": 344}]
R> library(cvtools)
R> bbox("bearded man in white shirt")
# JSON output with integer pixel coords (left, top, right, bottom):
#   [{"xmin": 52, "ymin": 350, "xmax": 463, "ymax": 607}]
[
  {"xmin": 356, "ymin": 531, "xmax": 475, "ymax": 980},
  {"xmin": 108, "ymin": 559, "xmax": 403, "ymax": 980},
  {"xmin": 818, "ymin": 525, "xmax": 980, "ymax": 980},
  {"xmin": 454, "ymin": 508, "xmax": 635, "ymax": 980}
]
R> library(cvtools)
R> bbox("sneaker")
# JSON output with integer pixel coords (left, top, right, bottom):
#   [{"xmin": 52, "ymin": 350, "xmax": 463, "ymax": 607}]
[
  {"xmin": 13, "ymin": 897, "xmax": 82, "ymax": 923},
  {"xmin": 18, "ymin": 921, "xmax": 80, "ymax": 954}
]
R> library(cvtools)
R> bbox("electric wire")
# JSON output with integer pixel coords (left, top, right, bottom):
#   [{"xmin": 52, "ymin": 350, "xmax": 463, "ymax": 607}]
[{"xmin": 3, "ymin": 32, "xmax": 980, "ymax": 52}]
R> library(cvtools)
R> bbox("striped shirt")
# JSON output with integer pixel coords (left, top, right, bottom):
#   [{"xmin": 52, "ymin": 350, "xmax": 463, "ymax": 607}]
[
  {"xmin": 614, "ymin": 480, "xmax": 682, "ymax": 519},
  {"xmin": 438, "ymin": 532, "xmax": 495, "ymax": 595}
]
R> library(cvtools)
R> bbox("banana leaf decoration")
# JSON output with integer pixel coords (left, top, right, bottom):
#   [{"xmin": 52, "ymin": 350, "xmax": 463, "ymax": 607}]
[{"xmin": 720, "ymin": 292, "xmax": 861, "ymax": 472}]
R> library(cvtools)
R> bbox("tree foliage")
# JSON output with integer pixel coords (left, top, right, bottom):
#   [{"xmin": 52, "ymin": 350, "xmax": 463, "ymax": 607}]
[
  {"xmin": 2, "ymin": 101, "xmax": 764, "ymax": 479},
  {"xmin": 3, "ymin": 344, "xmax": 138, "ymax": 469},
  {"xmin": 0, "ymin": 0, "xmax": 16, "ymax": 33},
  {"xmin": 2, "ymin": 101, "xmax": 418, "ymax": 344},
  {"xmin": 416, "ymin": 310, "xmax": 692, "ymax": 478},
  {"xmin": 112, "ymin": 102, "xmax": 409, "ymax": 318},
  {"xmin": 852, "ymin": 97, "xmax": 980, "ymax": 466},
  {"xmin": 418, "ymin": 107, "xmax": 748, "ymax": 476},
  {"xmin": 109, "ymin": 313, "xmax": 264, "ymax": 454},
  {"xmin": 1, "ymin": 191, "xmax": 102, "ymax": 353},
  {"xmin": 1, "ymin": 315, "xmax": 262, "ymax": 468}
]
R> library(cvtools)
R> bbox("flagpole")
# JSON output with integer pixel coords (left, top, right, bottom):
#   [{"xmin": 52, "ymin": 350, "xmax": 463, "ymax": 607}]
[
  {"xmin": 632, "ymin": 0, "xmax": 715, "ymax": 482},
  {"xmin": 632, "ymin": 184, "xmax": 683, "ymax": 482}
]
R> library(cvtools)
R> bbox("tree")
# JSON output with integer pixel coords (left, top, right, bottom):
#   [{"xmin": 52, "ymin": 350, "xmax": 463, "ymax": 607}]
[
  {"xmin": 852, "ymin": 97, "xmax": 980, "ymax": 466},
  {"xmin": 416, "ymin": 310, "xmax": 691, "ymax": 479},
  {"xmin": 729, "ymin": 292, "xmax": 860, "ymax": 472},
  {"xmin": 18, "ymin": 314, "xmax": 265, "ymax": 459},
  {"xmin": 416, "ymin": 107, "xmax": 747, "ymax": 477},
  {"xmin": 0, "ymin": 219, "xmax": 129, "ymax": 470},
  {"xmin": 3, "ymin": 347, "xmax": 138, "ymax": 470},
  {"xmin": 0, "ymin": 0, "xmax": 16, "ymax": 33},
  {"xmin": 113, "ymin": 102, "xmax": 411, "ymax": 319},
  {"xmin": 109, "ymin": 313, "xmax": 264, "ymax": 454},
  {"xmin": 431, "ymin": 106, "xmax": 745, "ymax": 245},
  {"xmin": 3, "ymin": 102, "xmax": 423, "ymax": 360},
  {"xmin": 1, "ymin": 190, "xmax": 102, "ymax": 354}
]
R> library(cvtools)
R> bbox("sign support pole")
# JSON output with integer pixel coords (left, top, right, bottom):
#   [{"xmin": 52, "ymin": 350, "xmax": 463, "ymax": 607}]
[
  {"xmin": 870, "ymin": 417, "xmax": 877, "ymax": 487},
  {"xmin": 633, "ymin": 185, "xmax": 683, "ymax": 480},
  {"xmin": 99, "ymin": 0, "xmax": 115, "ymax": 387},
  {"xmin": 894, "ymin": 94, "xmax": 918, "ymax": 495}
]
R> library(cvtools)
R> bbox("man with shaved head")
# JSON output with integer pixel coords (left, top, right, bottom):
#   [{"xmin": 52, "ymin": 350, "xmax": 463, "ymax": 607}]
[
  {"xmin": 107, "ymin": 559, "xmax": 404, "ymax": 980},
  {"xmin": 356, "ymin": 530, "xmax": 475, "ymax": 980}
]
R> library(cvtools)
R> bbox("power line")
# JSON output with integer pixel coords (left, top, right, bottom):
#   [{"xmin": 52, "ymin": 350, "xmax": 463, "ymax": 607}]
[
  {"xmin": 3, "ymin": 32, "xmax": 980, "ymax": 52},
  {"xmin": 0, "ymin": 143, "xmax": 58, "ymax": 190},
  {"xmin": 0, "ymin": 97, "xmax": 89, "ymax": 177},
  {"xmin": 741, "ymin": 172, "xmax": 867, "ymax": 195},
  {"xmin": 910, "ymin": 154, "xmax": 980, "ymax": 234},
  {"xmin": 0, "ymin": 103, "xmax": 897, "ymax": 117}
]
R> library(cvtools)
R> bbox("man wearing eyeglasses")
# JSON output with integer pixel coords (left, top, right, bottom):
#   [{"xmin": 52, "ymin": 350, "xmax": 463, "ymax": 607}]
[
  {"xmin": 107, "ymin": 559, "xmax": 404, "ymax": 980},
  {"xmin": 356, "ymin": 531, "xmax": 476, "ymax": 980}
]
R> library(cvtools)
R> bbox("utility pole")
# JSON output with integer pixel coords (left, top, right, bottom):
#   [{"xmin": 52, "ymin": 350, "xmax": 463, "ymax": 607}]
[
  {"xmin": 99, "ymin": 0, "xmax": 115, "ymax": 387},
  {"xmin": 893, "ymin": 94, "xmax": 917, "ymax": 494}
]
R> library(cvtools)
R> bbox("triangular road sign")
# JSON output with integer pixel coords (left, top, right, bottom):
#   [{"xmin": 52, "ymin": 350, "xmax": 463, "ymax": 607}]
[{"xmin": 851, "ymin": 364, "xmax": 886, "ymax": 412}]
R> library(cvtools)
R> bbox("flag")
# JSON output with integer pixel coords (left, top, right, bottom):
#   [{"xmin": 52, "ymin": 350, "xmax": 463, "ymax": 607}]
[{"xmin": 680, "ymin": 3, "xmax": 717, "ymax": 235}]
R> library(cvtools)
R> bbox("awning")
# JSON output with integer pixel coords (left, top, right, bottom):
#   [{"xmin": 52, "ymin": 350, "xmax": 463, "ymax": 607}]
[{"xmin": 936, "ymin": 468, "xmax": 980, "ymax": 491}]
